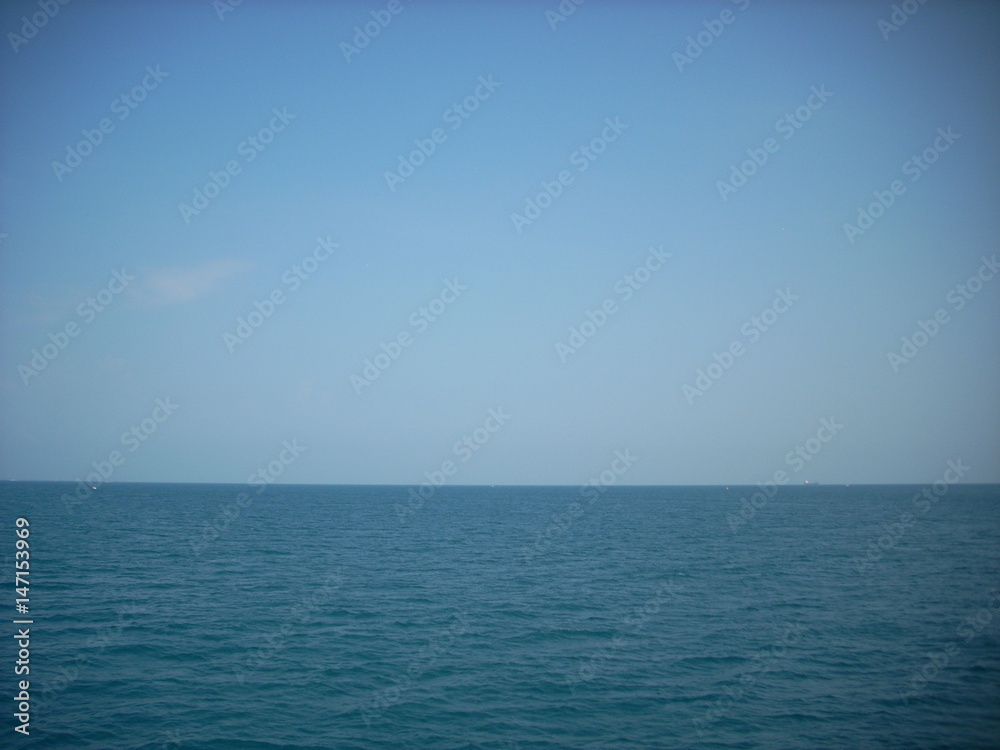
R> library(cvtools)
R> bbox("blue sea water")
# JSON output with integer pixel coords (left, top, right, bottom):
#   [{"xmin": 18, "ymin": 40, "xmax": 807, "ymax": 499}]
[{"xmin": 2, "ymin": 482, "xmax": 999, "ymax": 749}]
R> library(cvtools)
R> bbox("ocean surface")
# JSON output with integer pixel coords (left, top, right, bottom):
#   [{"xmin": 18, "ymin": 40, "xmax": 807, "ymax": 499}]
[{"xmin": 2, "ymin": 482, "xmax": 999, "ymax": 749}]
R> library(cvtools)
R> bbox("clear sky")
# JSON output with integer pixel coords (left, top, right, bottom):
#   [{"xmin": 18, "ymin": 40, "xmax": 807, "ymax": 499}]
[{"xmin": 1, "ymin": 0, "xmax": 998, "ymax": 485}]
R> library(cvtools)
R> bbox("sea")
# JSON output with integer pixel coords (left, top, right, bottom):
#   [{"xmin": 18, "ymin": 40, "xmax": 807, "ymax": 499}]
[{"xmin": 2, "ymin": 481, "xmax": 999, "ymax": 749}]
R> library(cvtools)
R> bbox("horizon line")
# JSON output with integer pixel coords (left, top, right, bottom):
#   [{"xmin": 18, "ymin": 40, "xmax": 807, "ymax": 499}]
[{"xmin": 3, "ymin": 480, "xmax": 999, "ymax": 488}]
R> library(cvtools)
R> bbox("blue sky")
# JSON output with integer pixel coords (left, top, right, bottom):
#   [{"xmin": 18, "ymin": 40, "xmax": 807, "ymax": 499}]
[{"xmin": 1, "ymin": 0, "xmax": 998, "ymax": 485}]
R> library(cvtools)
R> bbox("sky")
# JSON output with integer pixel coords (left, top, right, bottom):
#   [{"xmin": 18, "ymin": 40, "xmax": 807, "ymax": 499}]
[{"xmin": 0, "ymin": 0, "xmax": 998, "ymax": 486}]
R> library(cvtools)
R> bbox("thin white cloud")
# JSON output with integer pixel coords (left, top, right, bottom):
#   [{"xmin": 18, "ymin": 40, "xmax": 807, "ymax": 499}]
[{"xmin": 131, "ymin": 258, "xmax": 253, "ymax": 306}]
